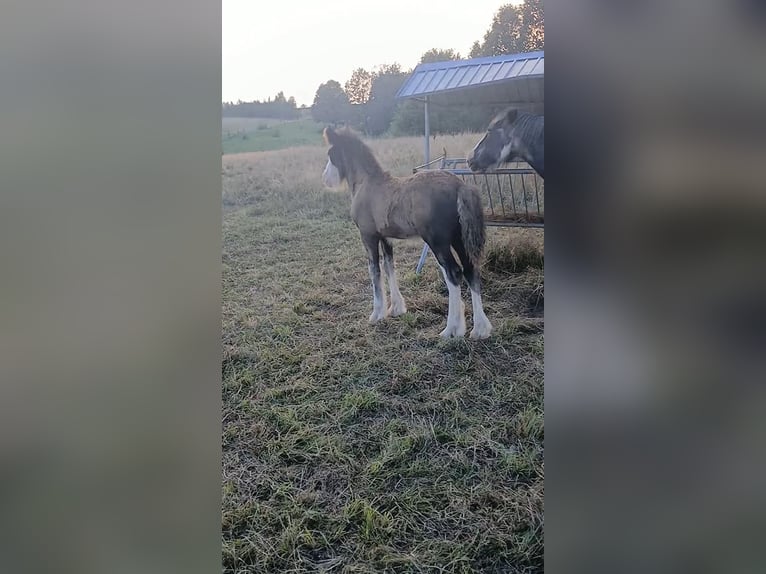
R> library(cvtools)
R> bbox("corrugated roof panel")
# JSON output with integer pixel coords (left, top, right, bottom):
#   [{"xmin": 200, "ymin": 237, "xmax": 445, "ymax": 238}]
[
  {"xmin": 434, "ymin": 67, "xmax": 459, "ymax": 91},
  {"xmin": 423, "ymin": 70, "xmax": 445, "ymax": 93},
  {"xmin": 457, "ymin": 64, "xmax": 482, "ymax": 88},
  {"xmin": 496, "ymin": 60, "xmax": 516, "ymax": 79},
  {"xmin": 395, "ymin": 51, "xmax": 543, "ymax": 102},
  {"xmin": 508, "ymin": 59, "xmax": 525, "ymax": 78},
  {"xmin": 398, "ymin": 73, "xmax": 414, "ymax": 97},
  {"xmin": 448, "ymin": 66, "xmax": 471, "ymax": 90},
  {"xmin": 415, "ymin": 71, "xmax": 434, "ymax": 94},
  {"xmin": 473, "ymin": 63, "xmax": 493, "ymax": 84},
  {"xmin": 409, "ymin": 71, "xmax": 430, "ymax": 96},
  {"xmin": 485, "ymin": 62, "xmax": 505, "ymax": 82},
  {"xmin": 519, "ymin": 58, "xmax": 538, "ymax": 76}
]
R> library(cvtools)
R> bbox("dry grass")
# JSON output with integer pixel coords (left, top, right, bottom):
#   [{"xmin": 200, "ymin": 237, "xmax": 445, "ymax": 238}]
[{"xmin": 222, "ymin": 134, "xmax": 544, "ymax": 573}]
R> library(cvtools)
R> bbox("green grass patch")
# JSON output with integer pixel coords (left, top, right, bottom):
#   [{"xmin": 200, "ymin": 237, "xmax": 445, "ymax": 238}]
[{"xmin": 222, "ymin": 117, "xmax": 325, "ymax": 154}]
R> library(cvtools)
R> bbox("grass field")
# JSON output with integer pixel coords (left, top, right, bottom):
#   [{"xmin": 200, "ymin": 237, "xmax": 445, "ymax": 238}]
[
  {"xmin": 223, "ymin": 117, "xmax": 326, "ymax": 154},
  {"xmin": 222, "ymin": 133, "xmax": 544, "ymax": 573}
]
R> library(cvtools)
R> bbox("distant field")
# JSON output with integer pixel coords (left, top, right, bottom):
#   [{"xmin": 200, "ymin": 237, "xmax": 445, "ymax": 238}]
[
  {"xmin": 223, "ymin": 117, "xmax": 283, "ymax": 131},
  {"xmin": 222, "ymin": 117, "xmax": 326, "ymax": 154}
]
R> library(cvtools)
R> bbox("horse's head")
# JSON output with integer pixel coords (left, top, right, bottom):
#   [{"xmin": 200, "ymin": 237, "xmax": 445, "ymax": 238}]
[
  {"xmin": 322, "ymin": 126, "xmax": 345, "ymax": 188},
  {"xmin": 467, "ymin": 108, "xmax": 523, "ymax": 172},
  {"xmin": 322, "ymin": 126, "xmax": 386, "ymax": 188}
]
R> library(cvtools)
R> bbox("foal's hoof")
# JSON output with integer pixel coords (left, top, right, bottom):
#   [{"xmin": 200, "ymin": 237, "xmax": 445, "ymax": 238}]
[
  {"xmin": 439, "ymin": 324, "xmax": 466, "ymax": 339},
  {"xmin": 368, "ymin": 310, "xmax": 386, "ymax": 324},
  {"xmin": 387, "ymin": 302, "xmax": 407, "ymax": 317},
  {"xmin": 469, "ymin": 319, "xmax": 493, "ymax": 340},
  {"xmin": 469, "ymin": 326, "xmax": 493, "ymax": 340}
]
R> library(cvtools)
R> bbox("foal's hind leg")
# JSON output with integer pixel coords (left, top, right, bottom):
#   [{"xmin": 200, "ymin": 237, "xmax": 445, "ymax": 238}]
[
  {"xmin": 362, "ymin": 233, "xmax": 387, "ymax": 323},
  {"xmin": 430, "ymin": 242, "xmax": 466, "ymax": 338},
  {"xmin": 380, "ymin": 238, "xmax": 407, "ymax": 317},
  {"xmin": 453, "ymin": 239, "xmax": 493, "ymax": 339}
]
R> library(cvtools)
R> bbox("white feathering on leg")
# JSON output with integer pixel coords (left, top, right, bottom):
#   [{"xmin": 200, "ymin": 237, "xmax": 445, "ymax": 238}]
[
  {"xmin": 439, "ymin": 266, "xmax": 466, "ymax": 338},
  {"xmin": 384, "ymin": 257, "xmax": 407, "ymax": 317},
  {"xmin": 469, "ymin": 287, "xmax": 493, "ymax": 339}
]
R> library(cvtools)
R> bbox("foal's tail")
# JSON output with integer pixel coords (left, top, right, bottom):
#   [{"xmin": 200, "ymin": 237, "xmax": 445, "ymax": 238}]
[{"xmin": 456, "ymin": 183, "xmax": 486, "ymax": 266}]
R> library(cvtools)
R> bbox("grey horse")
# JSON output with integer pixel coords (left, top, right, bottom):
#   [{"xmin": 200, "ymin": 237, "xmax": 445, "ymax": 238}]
[{"xmin": 468, "ymin": 108, "xmax": 544, "ymax": 179}]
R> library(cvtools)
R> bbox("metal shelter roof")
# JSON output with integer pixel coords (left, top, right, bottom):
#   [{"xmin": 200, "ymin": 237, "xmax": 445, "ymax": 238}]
[{"xmin": 395, "ymin": 51, "xmax": 544, "ymax": 106}]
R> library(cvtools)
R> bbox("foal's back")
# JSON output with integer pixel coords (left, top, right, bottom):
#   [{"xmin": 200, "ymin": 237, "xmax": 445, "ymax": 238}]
[{"xmin": 356, "ymin": 170, "xmax": 464, "ymax": 239}]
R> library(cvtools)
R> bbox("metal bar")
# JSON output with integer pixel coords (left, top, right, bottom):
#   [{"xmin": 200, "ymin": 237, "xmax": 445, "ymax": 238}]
[
  {"xmin": 508, "ymin": 173, "xmax": 519, "ymax": 218},
  {"xmin": 412, "ymin": 155, "xmax": 447, "ymax": 172},
  {"xmin": 416, "ymin": 95, "xmax": 430, "ymax": 273},
  {"xmin": 416, "ymin": 243, "xmax": 430, "ymax": 274},
  {"xmin": 483, "ymin": 174, "xmax": 495, "ymax": 216},
  {"xmin": 413, "ymin": 164, "xmax": 537, "ymax": 176},
  {"xmin": 424, "ymin": 96, "xmax": 430, "ymax": 165},
  {"xmin": 533, "ymin": 174, "xmax": 542, "ymax": 215},
  {"xmin": 417, "ymin": 95, "xmax": 430, "ymax": 273},
  {"xmin": 520, "ymin": 170, "xmax": 531, "ymax": 220},
  {"xmin": 485, "ymin": 220, "xmax": 544, "ymax": 228},
  {"xmin": 495, "ymin": 173, "xmax": 506, "ymax": 218}
]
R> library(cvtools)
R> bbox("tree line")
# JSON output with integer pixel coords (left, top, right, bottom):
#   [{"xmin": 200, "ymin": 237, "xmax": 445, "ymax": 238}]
[
  {"xmin": 222, "ymin": 1, "xmax": 543, "ymax": 135},
  {"xmin": 222, "ymin": 91, "xmax": 300, "ymax": 120}
]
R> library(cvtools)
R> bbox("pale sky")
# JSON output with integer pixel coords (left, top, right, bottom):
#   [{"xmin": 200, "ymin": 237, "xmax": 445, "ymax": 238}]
[{"xmin": 223, "ymin": 0, "xmax": 521, "ymax": 106}]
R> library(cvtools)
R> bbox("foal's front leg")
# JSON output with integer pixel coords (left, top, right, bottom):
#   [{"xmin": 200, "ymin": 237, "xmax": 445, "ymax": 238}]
[
  {"xmin": 380, "ymin": 238, "xmax": 407, "ymax": 317},
  {"xmin": 363, "ymin": 234, "xmax": 387, "ymax": 323}
]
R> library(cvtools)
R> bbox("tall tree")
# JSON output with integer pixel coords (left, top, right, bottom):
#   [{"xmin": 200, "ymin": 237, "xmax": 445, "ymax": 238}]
[
  {"xmin": 470, "ymin": 1, "xmax": 544, "ymax": 57},
  {"xmin": 521, "ymin": 0, "xmax": 544, "ymax": 51},
  {"xmin": 420, "ymin": 48, "xmax": 462, "ymax": 64},
  {"xmin": 344, "ymin": 68, "xmax": 373, "ymax": 105},
  {"xmin": 311, "ymin": 80, "xmax": 350, "ymax": 126},
  {"xmin": 374, "ymin": 63, "xmax": 402, "ymax": 76},
  {"xmin": 365, "ymin": 65, "xmax": 408, "ymax": 135}
]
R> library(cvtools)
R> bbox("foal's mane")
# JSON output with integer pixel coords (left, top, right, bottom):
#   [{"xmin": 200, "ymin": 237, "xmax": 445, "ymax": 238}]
[{"xmin": 327, "ymin": 128, "xmax": 387, "ymax": 180}]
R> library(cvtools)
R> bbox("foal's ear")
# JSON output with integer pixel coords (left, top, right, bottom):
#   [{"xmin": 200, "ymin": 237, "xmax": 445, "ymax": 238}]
[
  {"xmin": 504, "ymin": 108, "xmax": 519, "ymax": 124},
  {"xmin": 323, "ymin": 126, "xmax": 338, "ymax": 145}
]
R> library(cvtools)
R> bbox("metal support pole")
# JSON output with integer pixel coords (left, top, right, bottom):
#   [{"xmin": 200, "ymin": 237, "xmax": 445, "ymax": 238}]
[
  {"xmin": 424, "ymin": 96, "xmax": 430, "ymax": 165},
  {"xmin": 416, "ymin": 97, "xmax": 431, "ymax": 273},
  {"xmin": 416, "ymin": 244, "xmax": 430, "ymax": 274}
]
